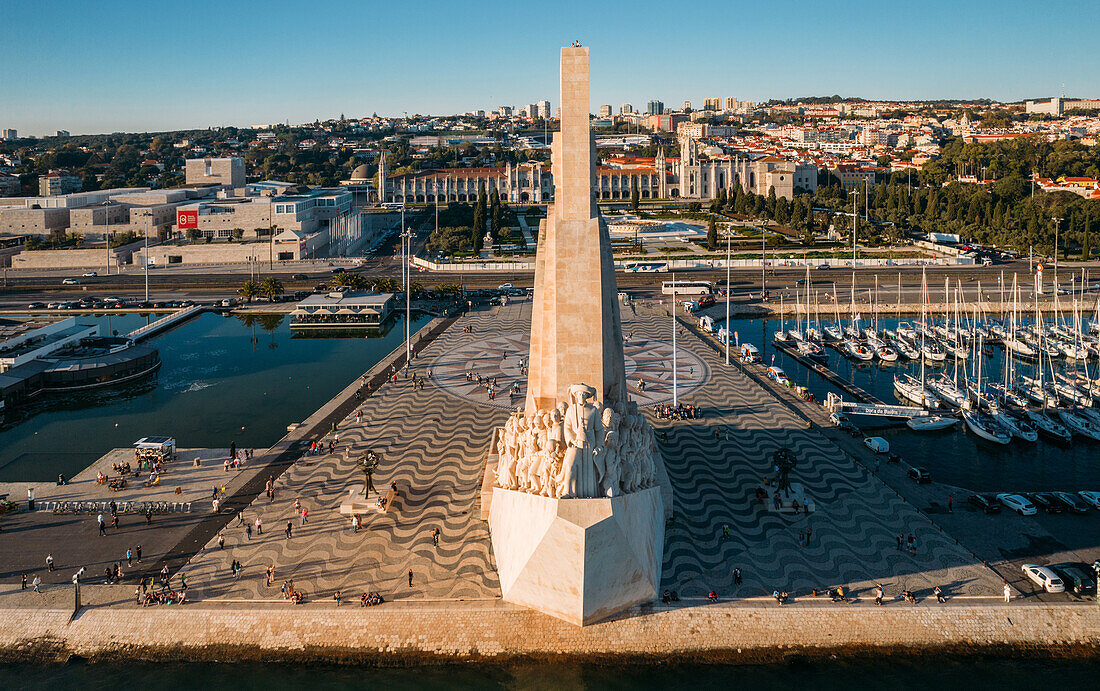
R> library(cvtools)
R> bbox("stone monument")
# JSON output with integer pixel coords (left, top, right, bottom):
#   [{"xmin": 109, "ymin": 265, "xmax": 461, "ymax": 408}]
[{"xmin": 488, "ymin": 46, "xmax": 667, "ymax": 626}]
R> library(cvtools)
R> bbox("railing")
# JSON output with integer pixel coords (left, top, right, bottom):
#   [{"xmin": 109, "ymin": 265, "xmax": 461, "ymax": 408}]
[{"xmin": 127, "ymin": 305, "xmax": 203, "ymax": 341}]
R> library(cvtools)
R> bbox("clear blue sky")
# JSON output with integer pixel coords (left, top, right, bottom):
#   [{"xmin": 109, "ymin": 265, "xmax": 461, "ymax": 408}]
[{"xmin": 1, "ymin": 0, "xmax": 1097, "ymax": 136}]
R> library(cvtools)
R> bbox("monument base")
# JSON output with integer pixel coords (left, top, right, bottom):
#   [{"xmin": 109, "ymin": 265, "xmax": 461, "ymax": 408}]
[
  {"xmin": 489, "ymin": 486, "xmax": 664, "ymax": 626},
  {"xmin": 763, "ymin": 482, "xmax": 815, "ymax": 514}
]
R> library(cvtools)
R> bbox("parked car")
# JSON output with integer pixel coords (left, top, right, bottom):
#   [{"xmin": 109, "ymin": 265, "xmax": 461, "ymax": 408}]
[
  {"xmin": 1025, "ymin": 492, "xmax": 1064, "ymax": 514},
  {"xmin": 61, "ymin": 278, "xmax": 80, "ymax": 285},
  {"xmin": 766, "ymin": 366, "xmax": 790, "ymax": 386},
  {"xmin": 1077, "ymin": 491, "xmax": 1100, "ymax": 510},
  {"xmin": 697, "ymin": 295, "xmax": 716, "ymax": 308},
  {"xmin": 828, "ymin": 412, "xmax": 849, "ymax": 427},
  {"xmin": 815, "ymin": 264, "xmax": 832, "ymax": 270},
  {"xmin": 864, "ymin": 437, "xmax": 890, "ymax": 454},
  {"xmin": 26, "ymin": 302, "xmax": 45, "ymax": 309},
  {"xmin": 1021, "ymin": 564, "xmax": 1065, "ymax": 593},
  {"xmin": 1050, "ymin": 491, "xmax": 1090, "ymax": 514},
  {"xmin": 967, "ymin": 494, "xmax": 1001, "ymax": 513},
  {"xmin": 1048, "ymin": 563, "xmax": 1097, "ymax": 596},
  {"xmin": 82, "ymin": 271, "xmax": 98, "ymax": 277},
  {"xmin": 908, "ymin": 467, "xmax": 931, "ymax": 484},
  {"xmin": 498, "ymin": 283, "xmax": 514, "ymax": 291},
  {"xmin": 997, "ymin": 493, "xmax": 1038, "ymax": 515}
]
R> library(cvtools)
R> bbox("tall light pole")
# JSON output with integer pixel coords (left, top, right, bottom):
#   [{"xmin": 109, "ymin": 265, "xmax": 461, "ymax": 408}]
[
  {"xmin": 725, "ymin": 225, "xmax": 731, "ymax": 365},
  {"xmin": 103, "ymin": 200, "xmax": 111, "ymax": 275},
  {"xmin": 143, "ymin": 231, "xmax": 149, "ymax": 302},
  {"xmin": 672, "ymin": 272, "xmax": 678, "ymax": 407},
  {"xmin": 401, "ymin": 218, "xmax": 411, "ymax": 367}
]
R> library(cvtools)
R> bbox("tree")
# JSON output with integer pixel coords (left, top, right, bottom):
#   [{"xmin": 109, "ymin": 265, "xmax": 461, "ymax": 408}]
[
  {"xmin": 231, "ymin": 227, "xmax": 244, "ymax": 241},
  {"xmin": 186, "ymin": 228, "xmax": 201, "ymax": 242},
  {"xmin": 630, "ymin": 178, "xmax": 640, "ymax": 212},
  {"xmin": 238, "ymin": 280, "xmax": 259, "ymax": 303},
  {"xmin": 706, "ymin": 218, "xmax": 718, "ymax": 251},
  {"xmin": 490, "ymin": 188, "xmax": 503, "ymax": 241},
  {"xmin": 258, "ymin": 276, "xmax": 284, "ymax": 301}
]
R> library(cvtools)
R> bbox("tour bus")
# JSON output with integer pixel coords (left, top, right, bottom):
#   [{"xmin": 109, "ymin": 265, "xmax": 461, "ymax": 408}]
[
  {"xmin": 661, "ymin": 280, "xmax": 713, "ymax": 296},
  {"xmin": 623, "ymin": 261, "xmax": 669, "ymax": 273}
]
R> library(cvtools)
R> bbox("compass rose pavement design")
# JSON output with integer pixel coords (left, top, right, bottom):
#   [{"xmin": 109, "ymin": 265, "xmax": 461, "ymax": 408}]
[{"xmin": 428, "ymin": 332, "xmax": 710, "ymax": 409}]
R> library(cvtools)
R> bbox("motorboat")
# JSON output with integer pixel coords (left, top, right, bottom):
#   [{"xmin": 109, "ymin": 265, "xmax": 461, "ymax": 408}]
[
  {"xmin": 1057, "ymin": 409, "xmax": 1100, "ymax": 441},
  {"xmin": 960, "ymin": 407, "xmax": 1012, "ymax": 445},
  {"xmin": 873, "ymin": 343, "xmax": 899, "ymax": 362},
  {"xmin": 906, "ymin": 416, "xmax": 957, "ymax": 431},
  {"xmin": 843, "ymin": 339, "xmax": 874, "ymax": 361},
  {"xmin": 823, "ymin": 324, "xmax": 844, "ymax": 342},
  {"xmin": 1023, "ymin": 410, "xmax": 1073, "ymax": 444},
  {"xmin": 894, "ymin": 374, "xmax": 940, "ymax": 409},
  {"xmin": 797, "ymin": 339, "xmax": 828, "ymax": 363}
]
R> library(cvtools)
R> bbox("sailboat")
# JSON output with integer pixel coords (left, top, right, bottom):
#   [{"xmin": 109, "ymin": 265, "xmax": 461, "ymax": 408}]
[
  {"xmin": 960, "ymin": 402, "xmax": 1012, "ymax": 445},
  {"xmin": 1023, "ymin": 409, "xmax": 1073, "ymax": 444},
  {"xmin": 773, "ymin": 293, "xmax": 789, "ymax": 343},
  {"xmin": 1057, "ymin": 408, "xmax": 1100, "ymax": 441}
]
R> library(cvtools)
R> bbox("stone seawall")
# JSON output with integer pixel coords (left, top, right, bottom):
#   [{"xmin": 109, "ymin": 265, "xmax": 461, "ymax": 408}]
[{"xmin": 2, "ymin": 603, "xmax": 1096, "ymax": 663}]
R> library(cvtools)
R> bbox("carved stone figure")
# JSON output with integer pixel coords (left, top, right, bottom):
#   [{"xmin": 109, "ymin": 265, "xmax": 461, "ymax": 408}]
[
  {"xmin": 598, "ymin": 407, "xmax": 621, "ymax": 497},
  {"xmin": 562, "ymin": 384, "xmax": 603, "ymax": 498}
]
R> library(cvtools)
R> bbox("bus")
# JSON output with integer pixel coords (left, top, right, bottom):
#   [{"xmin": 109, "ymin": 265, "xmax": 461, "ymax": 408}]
[
  {"xmin": 662, "ymin": 280, "xmax": 712, "ymax": 295},
  {"xmin": 623, "ymin": 261, "xmax": 669, "ymax": 273}
]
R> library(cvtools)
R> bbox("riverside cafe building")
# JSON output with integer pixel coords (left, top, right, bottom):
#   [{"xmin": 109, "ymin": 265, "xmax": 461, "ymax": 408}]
[{"xmin": 289, "ymin": 291, "xmax": 395, "ymax": 330}]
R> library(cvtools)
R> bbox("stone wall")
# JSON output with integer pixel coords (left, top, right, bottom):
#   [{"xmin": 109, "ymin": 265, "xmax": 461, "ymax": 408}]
[{"xmin": 0, "ymin": 603, "xmax": 1095, "ymax": 662}]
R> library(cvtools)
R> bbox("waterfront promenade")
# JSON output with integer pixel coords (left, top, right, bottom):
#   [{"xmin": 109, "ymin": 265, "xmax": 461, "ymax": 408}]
[{"xmin": 0, "ymin": 299, "xmax": 1097, "ymax": 660}]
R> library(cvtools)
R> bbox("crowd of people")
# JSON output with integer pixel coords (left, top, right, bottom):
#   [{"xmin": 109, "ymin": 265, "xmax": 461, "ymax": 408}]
[{"xmin": 653, "ymin": 403, "xmax": 699, "ymax": 420}]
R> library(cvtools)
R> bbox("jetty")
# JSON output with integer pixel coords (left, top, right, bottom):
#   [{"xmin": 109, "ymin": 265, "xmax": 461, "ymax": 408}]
[{"xmin": 126, "ymin": 304, "xmax": 204, "ymax": 342}]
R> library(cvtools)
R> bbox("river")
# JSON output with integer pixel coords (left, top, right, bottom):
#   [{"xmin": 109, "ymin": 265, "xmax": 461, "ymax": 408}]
[{"xmin": 0, "ymin": 311, "xmax": 432, "ymax": 482}]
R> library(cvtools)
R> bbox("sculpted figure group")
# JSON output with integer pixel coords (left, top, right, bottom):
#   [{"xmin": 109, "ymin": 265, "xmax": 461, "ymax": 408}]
[{"xmin": 495, "ymin": 383, "xmax": 659, "ymax": 499}]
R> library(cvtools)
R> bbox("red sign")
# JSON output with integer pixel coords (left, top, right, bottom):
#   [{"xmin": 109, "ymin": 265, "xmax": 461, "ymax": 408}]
[{"xmin": 177, "ymin": 210, "xmax": 198, "ymax": 229}]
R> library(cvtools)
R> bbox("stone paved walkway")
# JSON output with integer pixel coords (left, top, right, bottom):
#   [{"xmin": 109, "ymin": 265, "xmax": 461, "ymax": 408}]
[{"xmin": 177, "ymin": 299, "xmax": 1002, "ymax": 604}]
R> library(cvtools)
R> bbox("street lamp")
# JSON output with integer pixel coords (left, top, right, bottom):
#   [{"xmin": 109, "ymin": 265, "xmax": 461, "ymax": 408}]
[
  {"xmin": 725, "ymin": 225, "xmax": 731, "ymax": 365},
  {"xmin": 400, "ymin": 219, "xmax": 412, "ymax": 367}
]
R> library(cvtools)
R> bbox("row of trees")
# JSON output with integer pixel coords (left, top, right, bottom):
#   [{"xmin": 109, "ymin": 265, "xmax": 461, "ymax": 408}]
[{"xmin": 237, "ymin": 277, "xmax": 284, "ymax": 303}]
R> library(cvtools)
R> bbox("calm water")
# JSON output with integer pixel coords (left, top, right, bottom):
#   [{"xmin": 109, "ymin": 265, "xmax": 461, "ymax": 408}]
[
  {"xmin": 0, "ymin": 311, "xmax": 431, "ymax": 482},
  {"xmin": 726, "ymin": 315, "xmax": 1100, "ymax": 492},
  {"xmin": 1, "ymin": 659, "xmax": 1097, "ymax": 689}
]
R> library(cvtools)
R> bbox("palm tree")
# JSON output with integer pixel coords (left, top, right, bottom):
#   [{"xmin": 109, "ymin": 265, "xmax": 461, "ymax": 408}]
[
  {"xmin": 370, "ymin": 277, "xmax": 400, "ymax": 293},
  {"xmin": 238, "ymin": 279, "xmax": 260, "ymax": 303},
  {"xmin": 258, "ymin": 276, "xmax": 284, "ymax": 302},
  {"xmin": 330, "ymin": 270, "xmax": 368, "ymax": 290}
]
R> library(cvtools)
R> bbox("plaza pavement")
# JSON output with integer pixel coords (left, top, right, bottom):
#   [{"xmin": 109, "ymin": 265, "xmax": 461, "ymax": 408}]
[{"xmin": 172, "ymin": 298, "xmax": 1004, "ymax": 605}]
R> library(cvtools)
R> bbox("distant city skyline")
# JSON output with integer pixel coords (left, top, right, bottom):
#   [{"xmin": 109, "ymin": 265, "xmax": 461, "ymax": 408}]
[{"xmin": 2, "ymin": 0, "xmax": 1098, "ymax": 137}]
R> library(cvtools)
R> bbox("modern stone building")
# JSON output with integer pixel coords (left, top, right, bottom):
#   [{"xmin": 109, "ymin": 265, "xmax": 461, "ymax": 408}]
[{"xmin": 185, "ymin": 157, "xmax": 246, "ymax": 188}]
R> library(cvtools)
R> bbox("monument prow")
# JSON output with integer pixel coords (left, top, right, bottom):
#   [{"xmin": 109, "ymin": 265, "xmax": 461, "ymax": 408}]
[{"xmin": 489, "ymin": 46, "xmax": 666, "ymax": 626}]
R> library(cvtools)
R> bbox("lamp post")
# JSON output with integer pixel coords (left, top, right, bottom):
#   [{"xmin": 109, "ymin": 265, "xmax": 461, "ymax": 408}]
[
  {"xmin": 725, "ymin": 225, "xmax": 731, "ymax": 365},
  {"xmin": 400, "ymin": 220, "xmax": 412, "ymax": 366},
  {"xmin": 102, "ymin": 200, "xmax": 111, "ymax": 275},
  {"xmin": 1052, "ymin": 216, "xmax": 1062, "ymax": 291},
  {"xmin": 144, "ymin": 231, "xmax": 149, "ymax": 302},
  {"xmin": 671, "ymin": 272, "xmax": 678, "ymax": 407}
]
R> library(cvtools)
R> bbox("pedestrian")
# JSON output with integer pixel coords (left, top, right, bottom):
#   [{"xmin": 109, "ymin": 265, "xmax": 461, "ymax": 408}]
[
  {"xmin": 111, "ymin": 514, "xmax": 119, "ymax": 530},
  {"xmin": 733, "ymin": 568, "xmax": 742, "ymax": 586},
  {"xmin": 805, "ymin": 527, "xmax": 812, "ymax": 545},
  {"xmin": 798, "ymin": 530, "xmax": 805, "ymax": 546},
  {"xmin": 285, "ymin": 521, "xmax": 293, "ymax": 539},
  {"xmin": 722, "ymin": 523, "xmax": 730, "ymax": 539},
  {"xmin": 32, "ymin": 575, "xmax": 41, "ymax": 593},
  {"xmin": 934, "ymin": 586, "xmax": 946, "ymax": 603},
  {"xmin": 46, "ymin": 554, "xmax": 54, "ymax": 572},
  {"xmin": 237, "ymin": 510, "xmax": 244, "ymax": 526},
  {"xmin": 896, "ymin": 534, "xmax": 902, "ymax": 551},
  {"xmin": 145, "ymin": 506, "xmax": 152, "ymax": 524},
  {"xmin": 408, "ymin": 570, "xmax": 413, "ymax": 587},
  {"xmin": 218, "ymin": 533, "xmax": 225, "ymax": 550},
  {"xmin": 352, "ymin": 515, "xmax": 360, "ymax": 533},
  {"xmin": 300, "ymin": 507, "xmax": 308, "ymax": 525},
  {"xmin": 432, "ymin": 527, "xmax": 440, "ymax": 547},
  {"xmin": 98, "ymin": 513, "xmax": 106, "ymax": 536},
  {"xmin": 246, "ymin": 524, "xmax": 252, "ymax": 540},
  {"xmin": 947, "ymin": 495, "xmax": 953, "ymax": 513},
  {"xmin": 1003, "ymin": 580, "xmax": 1012, "ymax": 603},
  {"xmin": 334, "ymin": 590, "xmax": 342, "ymax": 606},
  {"xmin": 874, "ymin": 584, "xmax": 884, "ymax": 606},
  {"xmin": 21, "ymin": 574, "xmax": 27, "ymax": 590},
  {"xmin": 126, "ymin": 549, "xmax": 132, "ymax": 567},
  {"xmin": 136, "ymin": 545, "xmax": 142, "ymax": 563},
  {"xmin": 255, "ymin": 517, "xmax": 263, "ymax": 535},
  {"xmin": 266, "ymin": 565, "xmax": 274, "ymax": 587}
]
